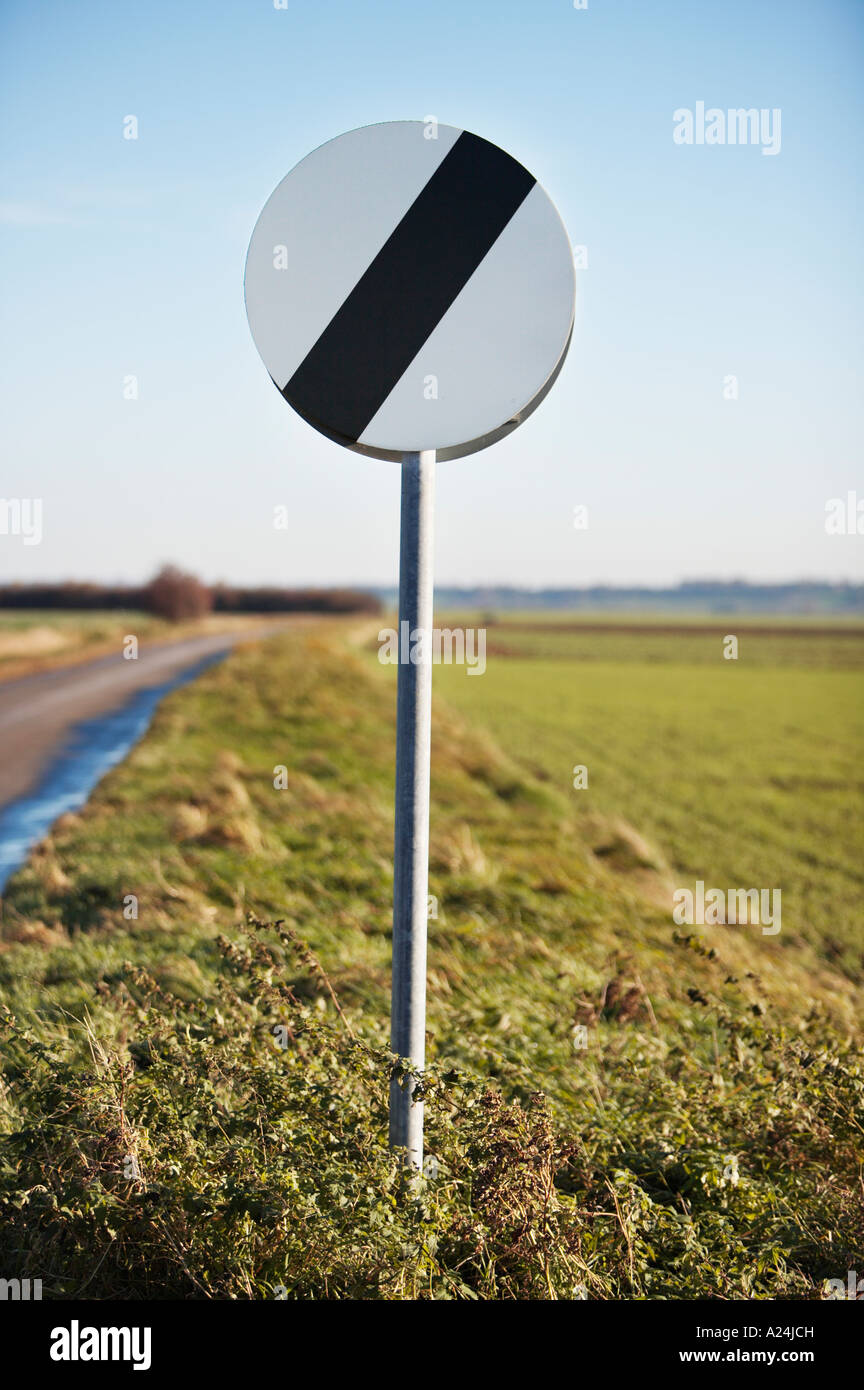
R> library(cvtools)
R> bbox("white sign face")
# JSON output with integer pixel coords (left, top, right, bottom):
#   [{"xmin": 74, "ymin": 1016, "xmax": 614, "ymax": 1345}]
[{"xmin": 245, "ymin": 121, "xmax": 575, "ymax": 461}]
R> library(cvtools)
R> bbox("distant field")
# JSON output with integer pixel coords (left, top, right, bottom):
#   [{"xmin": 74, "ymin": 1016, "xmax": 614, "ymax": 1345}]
[
  {"xmin": 0, "ymin": 609, "xmax": 275, "ymax": 680},
  {"xmin": 432, "ymin": 610, "xmax": 864, "ymax": 664},
  {"xmin": 438, "ymin": 608, "xmax": 864, "ymax": 628},
  {"xmin": 0, "ymin": 610, "xmax": 162, "ymax": 674},
  {"xmin": 0, "ymin": 608, "xmax": 153, "ymax": 634},
  {"xmin": 432, "ymin": 615, "xmax": 864, "ymax": 983}
]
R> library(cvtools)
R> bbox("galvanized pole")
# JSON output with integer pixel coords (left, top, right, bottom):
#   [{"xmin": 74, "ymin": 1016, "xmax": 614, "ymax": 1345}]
[{"xmin": 389, "ymin": 448, "xmax": 435, "ymax": 1170}]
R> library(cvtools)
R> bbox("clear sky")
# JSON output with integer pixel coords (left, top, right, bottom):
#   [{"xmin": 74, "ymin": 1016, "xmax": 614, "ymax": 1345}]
[{"xmin": 1, "ymin": 0, "xmax": 862, "ymax": 588}]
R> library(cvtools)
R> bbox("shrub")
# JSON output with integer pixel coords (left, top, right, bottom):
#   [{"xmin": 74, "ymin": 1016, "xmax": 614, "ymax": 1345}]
[
  {"xmin": 141, "ymin": 566, "xmax": 213, "ymax": 623},
  {"xmin": 1, "ymin": 917, "xmax": 861, "ymax": 1300}
]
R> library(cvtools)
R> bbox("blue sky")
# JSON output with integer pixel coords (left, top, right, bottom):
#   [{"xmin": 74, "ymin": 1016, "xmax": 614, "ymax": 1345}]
[{"xmin": 1, "ymin": 0, "xmax": 862, "ymax": 587}]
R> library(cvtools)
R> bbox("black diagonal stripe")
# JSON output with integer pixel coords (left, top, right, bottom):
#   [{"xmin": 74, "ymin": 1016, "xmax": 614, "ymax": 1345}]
[{"xmin": 282, "ymin": 131, "xmax": 536, "ymax": 444}]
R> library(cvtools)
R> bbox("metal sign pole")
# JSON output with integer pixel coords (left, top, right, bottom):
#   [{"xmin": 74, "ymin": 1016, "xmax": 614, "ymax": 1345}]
[
  {"xmin": 389, "ymin": 448, "xmax": 435, "ymax": 1169},
  {"xmin": 245, "ymin": 122, "xmax": 576, "ymax": 1173}
]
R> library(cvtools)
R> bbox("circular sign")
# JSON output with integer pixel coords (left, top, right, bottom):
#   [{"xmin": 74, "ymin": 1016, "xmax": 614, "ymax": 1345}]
[{"xmin": 244, "ymin": 121, "xmax": 575, "ymax": 461}]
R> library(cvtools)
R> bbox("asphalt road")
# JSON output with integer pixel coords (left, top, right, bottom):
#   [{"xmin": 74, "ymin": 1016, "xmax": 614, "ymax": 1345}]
[{"xmin": 0, "ymin": 627, "xmax": 280, "ymax": 810}]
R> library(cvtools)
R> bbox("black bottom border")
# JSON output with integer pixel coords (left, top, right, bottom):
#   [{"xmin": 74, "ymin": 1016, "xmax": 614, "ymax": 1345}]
[{"xmin": 5, "ymin": 1296, "xmax": 855, "ymax": 1377}]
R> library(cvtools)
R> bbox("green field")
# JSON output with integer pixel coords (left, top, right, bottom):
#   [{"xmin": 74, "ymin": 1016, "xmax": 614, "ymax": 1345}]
[
  {"xmin": 430, "ymin": 616, "xmax": 864, "ymax": 987},
  {"xmin": 0, "ymin": 619, "xmax": 861, "ymax": 1300},
  {"xmin": 0, "ymin": 608, "xmax": 155, "ymax": 638}
]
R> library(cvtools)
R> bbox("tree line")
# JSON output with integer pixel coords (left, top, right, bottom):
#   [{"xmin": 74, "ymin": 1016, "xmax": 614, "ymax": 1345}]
[{"xmin": 0, "ymin": 567, "xmax": 381, "ymax": 622}]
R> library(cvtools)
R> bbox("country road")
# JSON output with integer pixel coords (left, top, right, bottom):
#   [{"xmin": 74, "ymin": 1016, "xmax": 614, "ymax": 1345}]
[{"xmin": 0, "ymin": 626, "xmax": 286, "ymax": 811}]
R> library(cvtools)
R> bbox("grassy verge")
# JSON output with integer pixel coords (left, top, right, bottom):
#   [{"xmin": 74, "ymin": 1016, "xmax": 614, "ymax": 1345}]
[
  {"xmin": 0, "ymin": 626, "xmax": 861, "ymax": 1299},
  {"xmin": 0, "ymin": 610, "xmax": 285, "ymax": 682}
]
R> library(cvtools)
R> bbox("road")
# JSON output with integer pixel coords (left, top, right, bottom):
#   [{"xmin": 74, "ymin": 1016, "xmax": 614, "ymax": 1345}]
[{"xmin": 0, "ymin": 626, "xmax": 283, "ymax": 810}]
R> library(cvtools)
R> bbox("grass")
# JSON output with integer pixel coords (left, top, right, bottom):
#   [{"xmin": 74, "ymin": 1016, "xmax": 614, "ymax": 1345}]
[
  {"xmin": 0, "ymin": 610, "xmax": 159, "ymax": 672},
  {"xmin": 430, "ymin": 617, "xmax": 864, "ymax": 986},
  {"xmin": 0, "ymin": 622, "xmax": 861, "ymax": 1299},
  {"xmin": 0, "ymin": 608, "xmax": 278, "ymax": 681}
]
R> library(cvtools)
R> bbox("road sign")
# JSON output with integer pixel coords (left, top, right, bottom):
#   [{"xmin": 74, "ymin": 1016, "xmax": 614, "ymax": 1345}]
[
  {"xmin": 245, "ymin": 121, "xmax": 576, "ymax": 1170},
  {"xmin": 245, "ymin": 121, "xmax": 575, "ymax": 460}
]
